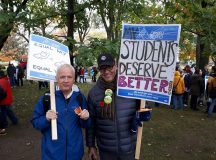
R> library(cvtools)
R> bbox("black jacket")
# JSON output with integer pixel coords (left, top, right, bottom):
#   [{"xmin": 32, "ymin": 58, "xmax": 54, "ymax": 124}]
[{"xmin": 86, "ymin": 79, "xmax": 138, "ymax": 154}]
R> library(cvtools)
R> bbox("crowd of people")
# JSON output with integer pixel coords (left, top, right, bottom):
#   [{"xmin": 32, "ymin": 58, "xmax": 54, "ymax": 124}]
[
  {"xmin": 75, "ymin": 66, "xmax": 98, "ymax": 83},
  {"xmin": 172, "ymin": 63, "xmax": 216, "ymax": 117},
  {"xmin": 6, "ymin": 63, "xmax": 25, "ymax": 88}
]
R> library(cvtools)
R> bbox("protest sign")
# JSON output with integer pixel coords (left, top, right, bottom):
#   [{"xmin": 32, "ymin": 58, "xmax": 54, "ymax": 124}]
[
  {"xmin": 27, "ymin": 34, "xmax": 70, "ymax": 81},
  {"xmin": 205, "ymin": 76, "xmax": 209, "ymax": 91},
  {"xmin": 27, "ymin": 34, "xmax": 70, "ymax": 140},
  {"xmin": 117, "ymin": 23, "xmax": 181, "ymax": 105}
]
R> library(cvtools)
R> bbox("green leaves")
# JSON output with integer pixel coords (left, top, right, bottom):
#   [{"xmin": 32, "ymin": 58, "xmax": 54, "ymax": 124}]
[{"xmin": 76, "ymin": 38, "xmax": 119, "ymax": 67}]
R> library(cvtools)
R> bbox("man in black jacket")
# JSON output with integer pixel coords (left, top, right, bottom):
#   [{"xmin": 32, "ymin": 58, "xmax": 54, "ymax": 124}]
[{"xmin": 86, "ymin": 53, "xmax": 151, "ymax": 160}]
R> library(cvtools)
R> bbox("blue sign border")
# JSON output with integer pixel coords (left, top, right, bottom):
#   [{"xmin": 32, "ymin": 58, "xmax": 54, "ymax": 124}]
[
  {"xmin": 123, "ymin": 24, "xmax": 180, "ymax": 41},
  {"xmin": 31, "ymin": 34, "xmax": 68, "ymax": 53}
]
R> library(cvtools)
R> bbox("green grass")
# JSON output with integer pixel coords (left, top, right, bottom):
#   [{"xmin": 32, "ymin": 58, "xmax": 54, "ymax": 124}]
[{"xmin": 12, "ymin": 81, "xmax": 216, "ymax": 160}]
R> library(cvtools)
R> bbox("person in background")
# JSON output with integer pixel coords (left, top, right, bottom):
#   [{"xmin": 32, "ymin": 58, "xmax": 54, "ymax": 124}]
[
  {"xmin": 0, "ymin": 70, "xmax": 19, "ymax": 135},
  {"xmin": 92, "ymin": 67, "xmax": 98, "ymax": 82},
  {"xmin": 84, "ymin": 68, "xmax": 88, "ymax": 83},
  {"xmin": 190, "ymin": 64, "xmax": 196, "ymax": 74},
  {"xmin": 202, "ymin": 64, "xmax": 209, "ymax": 79},
  {"xmin": 7, "ymin": 63, "xmax": 16, "ymax": 88},
  {"xmin": 0, "ymin": 85, "xmax": 7, "ymax": 135},
  {"xmin": 182, "ymin": 65, "xmax": 192, "ymax": 107},
  {"xmin": 199, "ymin": 64, "xmax": 209, "ymax": 106},
  {"xmin": 172, "ymin": 71, "xmax": 185, "ymax": 110},
  {"xmin": 197, "ymin": 69, "xmax": 205, "ymax": 107},
  {"xmin": 75, "ymin": 66, "xmax": 79, "ymax": 83},
  {"xmin": 31, "ymin": 64, "xmax": 91, "ymax": 160},
  {"xmin": 190, "ymin": 68, "xmax": 204, "ymax": 111},
  {"xmin": 17, "ymin": 64, "xmax": 24, "ymax": 86},
  {"xmin": 79, "ymin": 66, "xmax": 85, "ymax": 83},
  {"xmin": 86, "ymin": 53, "xmax": 151, "ymax": 160},
  {"xmin": 207, "ymin": 66, "xmax": 216, "ymax": 117}
]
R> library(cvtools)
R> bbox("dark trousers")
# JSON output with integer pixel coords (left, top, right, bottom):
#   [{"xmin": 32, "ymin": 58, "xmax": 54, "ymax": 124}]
[
  {"xmin": 0, "ymin": 106, "xmax": 7, "ymax": 129},
  {"xmin": 0, "ymin": 105, "xmax": 18, "ymax": 128},
  {"xmin": 183, "ymin": 91, "xmax": 189, "ymax": 105},
  {"xmin": 190, "ymin": 95, "xmax": 198, "ymax": 110},
  {"xmin": 99, "ymin": 150, "xmax": 135, "ymax": 160},
  {"xmin": 17, "ymin": 76, "xmax": 23, "ymax": 86},
  {"xmin": 79, "ymin": 75, "xmax": 84, "ymax": 83},
  {"xmin": 9, "ymin": 76, "xmax": 15, "ymax": 87},
  {"xmin": 92, "ymin": 75, "xmax": 97, "ymax": 82}
]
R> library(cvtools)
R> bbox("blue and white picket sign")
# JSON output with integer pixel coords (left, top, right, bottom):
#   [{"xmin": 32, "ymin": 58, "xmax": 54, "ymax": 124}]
[
  {"xmin": 117, "ymin": 23, "xmax": 181, "ymax": 105},
  {"xmin": 205, "ymin": 76, "xmax": 209, "ymax": 91},
  {"xmin": 27, "ymin": 34, "xmax": 70, "ymax": 81}
]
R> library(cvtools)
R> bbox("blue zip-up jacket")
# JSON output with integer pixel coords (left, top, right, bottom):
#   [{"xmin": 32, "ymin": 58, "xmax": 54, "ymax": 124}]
[{"xmin": 31, "ymin": 85, "xmax": 90, "ymax": 160}]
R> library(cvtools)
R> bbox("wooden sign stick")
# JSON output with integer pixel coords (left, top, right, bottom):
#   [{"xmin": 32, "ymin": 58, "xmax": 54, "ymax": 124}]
[
  {"xmin": 50, "ymin": 81, "xmax": 58, "ymax": 140},
  {"xmin": 135, "ymin": 100, "xmax": 145, "ymax": 160}
]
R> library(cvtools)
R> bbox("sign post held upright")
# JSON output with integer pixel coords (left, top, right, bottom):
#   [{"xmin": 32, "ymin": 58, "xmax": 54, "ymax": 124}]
[{"xmin": 50, "ymin": 81, "xmax": 57, "ymax": 140}]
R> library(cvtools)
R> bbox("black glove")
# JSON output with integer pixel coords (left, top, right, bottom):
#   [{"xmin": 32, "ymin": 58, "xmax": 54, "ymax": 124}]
[
  {"xmin": 139, "ymin": 110, "xmax": 151, "ymax": 122},
  {"xmin": 131, "ymin": 113, "xmax": 142, "ymax": 133},
  {"xmin": 130, "ymin": 107, "xmax": 152, "ymax": 133}
]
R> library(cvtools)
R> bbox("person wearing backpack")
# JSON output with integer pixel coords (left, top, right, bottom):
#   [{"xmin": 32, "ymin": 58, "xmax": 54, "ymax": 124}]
[
  {"xmin": 207, "ymin": 66, "xmax": 216, "ymax": 117},
  {"xmin": 0, "ymin": 70, "xmax": 19, "ymax": 135},
  {"xmin": 172, "ymin": 71, "xmax": 185, "ymax": 110},
  {"xmin": 31, "ymin": 64, "xmax": 91, "ymax": 160},
  {"xmin": 0, "ymin": 85, "xmax": 7, "ymax": 135}
]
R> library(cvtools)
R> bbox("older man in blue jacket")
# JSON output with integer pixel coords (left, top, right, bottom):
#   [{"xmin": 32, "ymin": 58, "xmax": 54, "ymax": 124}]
[{"xmin": 31, "ymin": 64, "xmax": 90, "ymax": 160}]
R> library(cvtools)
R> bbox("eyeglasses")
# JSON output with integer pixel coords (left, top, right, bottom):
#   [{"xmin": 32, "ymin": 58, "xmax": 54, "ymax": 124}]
[
  {"xmin": 99, "ymin": 65, "xmax": 114, "ymax": 72},
  {"xmin": 59, "ymin": 76, "xmax": 73, "ymax": 81}
]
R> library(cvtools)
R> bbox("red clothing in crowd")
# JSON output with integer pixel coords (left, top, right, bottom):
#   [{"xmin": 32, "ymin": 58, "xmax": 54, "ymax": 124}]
[
  {"xmin": 80, "ymin": 68, "xmax": 84, "ymax": 76},
  {"xmin": 0, "ymin": 76, "xmax": 13, "ymax": 105}
]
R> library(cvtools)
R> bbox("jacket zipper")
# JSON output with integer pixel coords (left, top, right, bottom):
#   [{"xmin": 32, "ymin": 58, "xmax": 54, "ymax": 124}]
[{"xmin": 114, "ymin": 94, "xmax": 120, "ymax": 153}]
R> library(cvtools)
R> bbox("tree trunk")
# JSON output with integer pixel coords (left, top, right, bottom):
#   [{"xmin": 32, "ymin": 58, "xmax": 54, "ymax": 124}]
[
  {"xmin": 0, "ymin": 34, "xmax": 10, "ymax": 51},
  {"xmin": 67, "ymin": 0, "xmax": 75, "ymax": 66},
  {"xmin": 196, "ymin": 0, "xmax": 210, "ymax": 70},
  {"xmin": 196, "ymin": 35, "xmax": 209, "ymax": 70}
]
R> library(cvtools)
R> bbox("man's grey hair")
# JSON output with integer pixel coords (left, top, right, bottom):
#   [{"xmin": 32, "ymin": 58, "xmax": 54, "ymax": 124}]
[{"xmin": 56, "ymin": 64, "xmax": 75, "ymax": 78}]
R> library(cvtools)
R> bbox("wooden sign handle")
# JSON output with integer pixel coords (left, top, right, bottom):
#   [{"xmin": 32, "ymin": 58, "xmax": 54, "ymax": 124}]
[
  {"xmin": 135, "ymin": 100, "xmax": 145, "ymax": 160},
  {"xmin": 50, "ymin": 81, "xmax": 58, "ymax": 140}
]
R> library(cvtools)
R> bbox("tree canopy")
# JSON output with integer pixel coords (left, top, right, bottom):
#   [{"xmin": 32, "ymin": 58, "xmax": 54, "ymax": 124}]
[{"xmin": 0, "ymin": 0, "xmax": 216, "ymax": 68}]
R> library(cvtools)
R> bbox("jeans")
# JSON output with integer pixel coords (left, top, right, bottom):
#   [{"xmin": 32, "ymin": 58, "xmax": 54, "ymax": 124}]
[
  {"xmin": 172, "ymin": 94, "xmax": 183, "ymax": 110},
  {"xmin": 79, "ymin": 75, "xmax": 84, "ymax": 83},
  {"xmin": 0, "ymin": 105, "xmax": 18, "ymax": 126},
  {"xmin": 9, "ymin": 76, "xmax": 15, "ymax": 87},
  {"xmin": 208, "ymin": 98, "xmax": 216, "ymax": 115}
]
